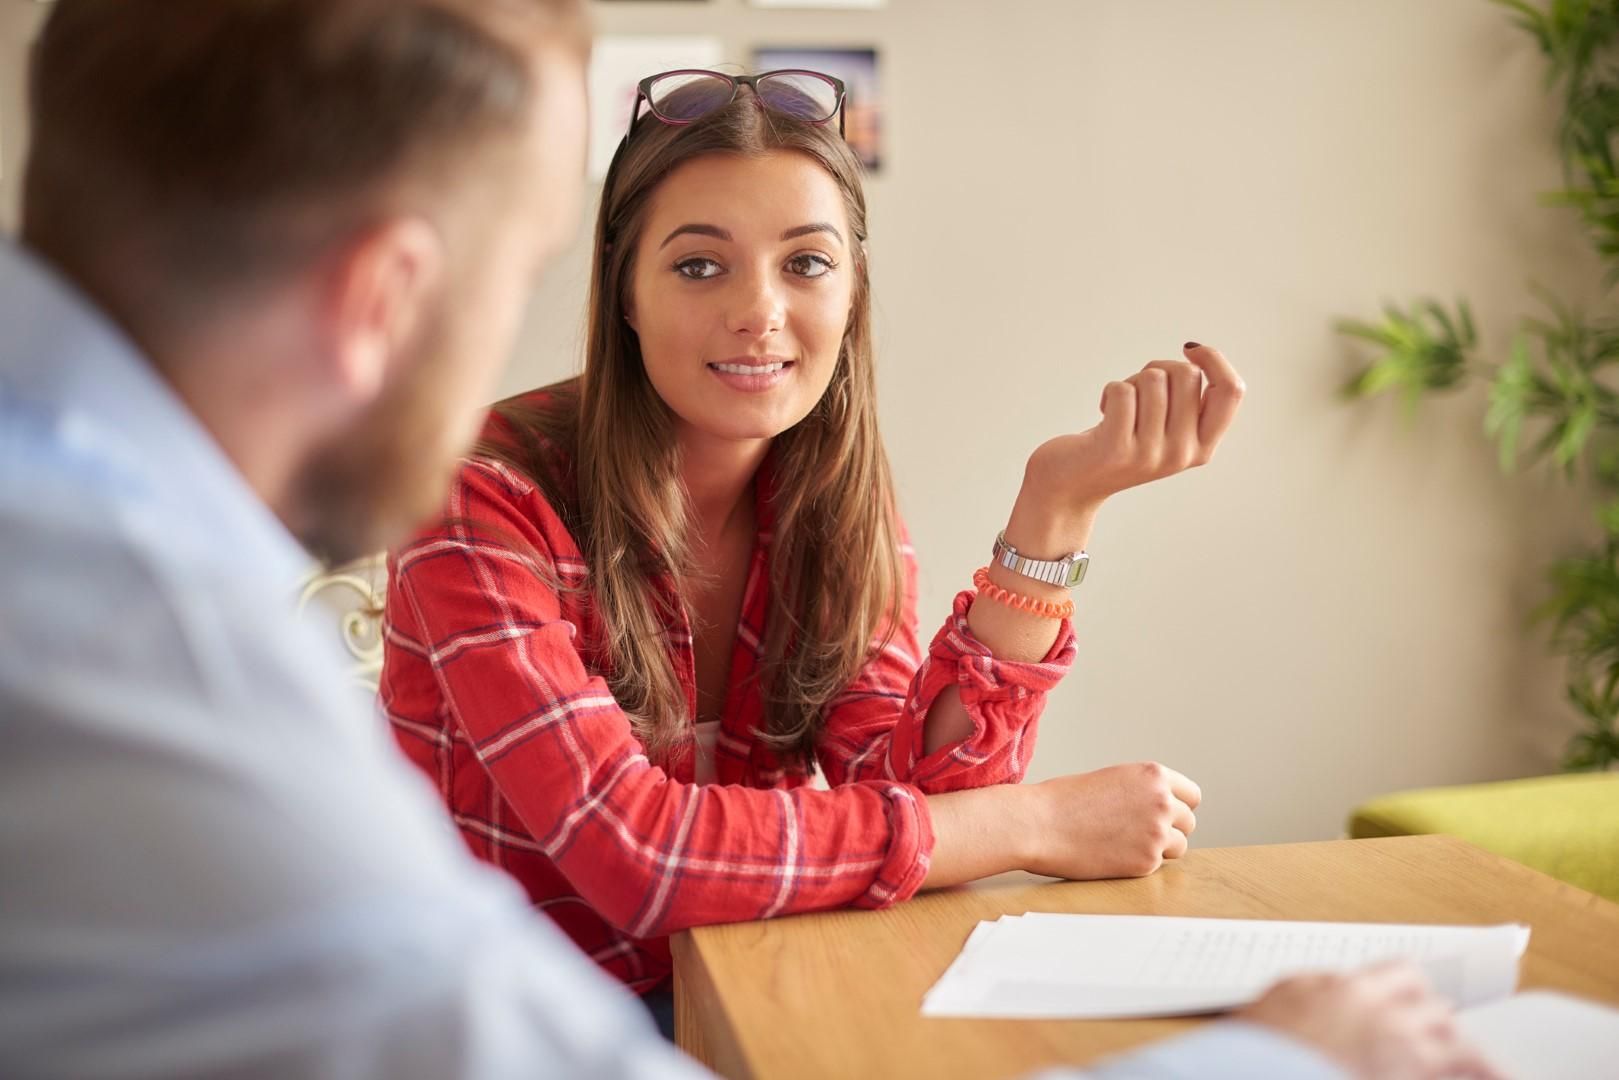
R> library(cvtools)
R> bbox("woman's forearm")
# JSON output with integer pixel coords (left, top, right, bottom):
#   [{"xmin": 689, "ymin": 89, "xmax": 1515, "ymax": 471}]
[
  {"xmin": 970, "ymin": 485, "xmax": 1098, "ymax": 661},
  {"xmin": 919, "ymin": 488, "xmax": 1098, "ymax": 753},
  {"xmin": 920, "ymin": 783, "xmax": 1042, "ymax": 888}
]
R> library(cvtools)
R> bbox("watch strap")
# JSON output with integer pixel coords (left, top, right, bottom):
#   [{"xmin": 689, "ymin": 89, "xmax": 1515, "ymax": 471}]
[{"xmin": 991, "ymin": 531, "xmax": 1089, "ymax": 589}]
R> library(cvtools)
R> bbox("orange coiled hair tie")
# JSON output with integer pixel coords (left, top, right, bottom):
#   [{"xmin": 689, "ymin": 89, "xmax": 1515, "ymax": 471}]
[{"xmin": 972, "ymin": 566, "xmax": 1074, "ymax": 621}]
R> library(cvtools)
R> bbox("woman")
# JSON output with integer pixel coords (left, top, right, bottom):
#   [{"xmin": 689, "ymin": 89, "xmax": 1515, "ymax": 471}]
[{"xmin": 380, "ymin": 68, "xmax": 1240, "ymax": 1008}]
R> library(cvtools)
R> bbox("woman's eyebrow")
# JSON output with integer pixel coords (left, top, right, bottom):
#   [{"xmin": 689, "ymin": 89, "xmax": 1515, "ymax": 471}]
[
  {"xmin": 657, "ymin": 222, "xmax": 845, "ymax": 249},
  {"xmin": 660, "ymin": 224, "xmax": 732, "ymax": 249},
  {"xmin": 781, "ymin": 222, "xmax": 844, "ymax": 245}
]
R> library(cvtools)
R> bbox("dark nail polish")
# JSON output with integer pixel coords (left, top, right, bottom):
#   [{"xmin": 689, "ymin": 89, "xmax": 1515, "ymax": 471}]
[{"xmin": 1184, "ymin": 341, "xmax": 1201, "ymax": 350}]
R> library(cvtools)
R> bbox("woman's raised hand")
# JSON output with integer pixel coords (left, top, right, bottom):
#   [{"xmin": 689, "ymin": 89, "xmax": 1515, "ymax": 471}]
[{"xmin": 1018, "ymin": 343, "xmax": 1246, "ymax": 534}]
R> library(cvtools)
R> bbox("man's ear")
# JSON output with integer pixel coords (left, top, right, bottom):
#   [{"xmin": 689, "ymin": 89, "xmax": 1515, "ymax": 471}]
[{"xmin": 322, "ymin": 217, "xmax": 444, "ymax": 405}]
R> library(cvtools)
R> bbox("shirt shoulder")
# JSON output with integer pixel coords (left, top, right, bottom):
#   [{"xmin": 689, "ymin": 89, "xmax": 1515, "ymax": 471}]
[
  {"xmin": 0, "ymin": 479, "xmax": 213, "ymax": 708},
  {"xmin": 404, "ymin": 386, "xmax": 589, "ymax": 574}
]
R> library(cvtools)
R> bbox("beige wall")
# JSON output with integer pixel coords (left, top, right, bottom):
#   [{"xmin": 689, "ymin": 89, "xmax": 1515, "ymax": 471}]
[
  {"xmin": 0, "ymin": 2, "xmax": 35, "ymax": 219},
  {"xmin": 1, "ymin": 1, "xmax": 1594, "ymax": 849}
]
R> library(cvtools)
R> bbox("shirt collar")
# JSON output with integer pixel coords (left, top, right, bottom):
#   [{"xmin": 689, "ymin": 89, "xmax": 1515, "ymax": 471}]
[{"xmin": 0, "ymin": 238, "xmax": 314, "ymax": 588}]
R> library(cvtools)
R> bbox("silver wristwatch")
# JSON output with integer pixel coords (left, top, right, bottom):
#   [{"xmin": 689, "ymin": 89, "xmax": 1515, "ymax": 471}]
[{"xmin": 991, "ymin": 531, "xmax": 1089, "ymax": 588}]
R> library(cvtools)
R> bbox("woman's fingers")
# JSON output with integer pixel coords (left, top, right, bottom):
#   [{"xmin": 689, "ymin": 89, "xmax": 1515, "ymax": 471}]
[
  {"xmin": 1183, "ymin": 342, "xmax": 1245, "ymax": 452},
  {"xmin": 1128, "ymin": 368, "xmax": 1169, "ymax": 452},
  {"xmin": 1053, "ymin": 346, "xmax": 1240, "ymax": 506},
  {"xmin": 1144, "ymin": 360, "xmax": 1203, "ymax": 465},
  {"xmin": 1161, "ymin": 765, "xmax": 1203, "ymax": 810},
  {"xmin": 1170, "ymin": 797, "xmax": 1197, "ymax": 839},
  {"xmin": 1097, "ymin": 380, "xmax": 1137, "ymax": 447}
]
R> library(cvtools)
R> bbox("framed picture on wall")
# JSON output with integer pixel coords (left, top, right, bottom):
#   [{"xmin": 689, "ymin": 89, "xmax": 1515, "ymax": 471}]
[
  {"xmin": 753, "ymin": 46, "xmax": 882, "ymax": 172},
  {"xmin": 589, "ymin": 35, "xmax": 725, "ymax": 180}
]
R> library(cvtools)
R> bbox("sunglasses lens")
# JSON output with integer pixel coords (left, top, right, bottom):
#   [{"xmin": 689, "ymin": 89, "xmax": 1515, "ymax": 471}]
[
  {"xmin": 647, "ymin": 72, "xmax": 736, "ymax": 122},
  {"xmin": 756, "ymin": 72, "xmax": 840, "ymax": 122}
]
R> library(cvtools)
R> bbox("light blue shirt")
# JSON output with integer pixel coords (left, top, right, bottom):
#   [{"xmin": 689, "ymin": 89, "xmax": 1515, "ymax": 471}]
[{"xmin": 0, "ymin": 238, "xmax": 1340, "ymax": 1080}]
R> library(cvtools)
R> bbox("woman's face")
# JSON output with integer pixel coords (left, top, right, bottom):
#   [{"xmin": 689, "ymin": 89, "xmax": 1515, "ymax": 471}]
[{"xmin": 627, "ymin": 149, "xmax": 857, "ymax": 447}]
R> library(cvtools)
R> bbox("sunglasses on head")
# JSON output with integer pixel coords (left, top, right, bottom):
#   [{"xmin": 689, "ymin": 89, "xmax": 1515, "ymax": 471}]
[{"xmin": 626, "ymin": 68, "xmax": 848, "ymax": 139}]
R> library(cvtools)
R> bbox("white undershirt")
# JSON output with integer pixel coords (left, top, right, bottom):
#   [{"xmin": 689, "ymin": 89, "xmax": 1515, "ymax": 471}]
[{"xmin": 693, "ymin": 720, "xmax": 721, "ymax": 784}]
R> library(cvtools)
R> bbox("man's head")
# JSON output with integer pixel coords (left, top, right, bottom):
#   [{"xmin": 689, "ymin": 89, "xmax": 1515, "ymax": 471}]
[{"xmin": 21, "ymin": 0, "xmax": 590, "ymax": 563}]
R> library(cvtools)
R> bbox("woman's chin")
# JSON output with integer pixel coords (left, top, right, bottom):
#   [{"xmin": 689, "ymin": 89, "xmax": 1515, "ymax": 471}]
[{"xmin": 682, "ymin": 401, "xmax": 816, "ymax": 444}]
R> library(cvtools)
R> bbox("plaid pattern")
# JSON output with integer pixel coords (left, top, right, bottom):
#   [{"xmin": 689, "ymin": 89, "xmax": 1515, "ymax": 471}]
[{"xmin": 380, "ymin": 432, "xmax": 1076, "ymax": 995}]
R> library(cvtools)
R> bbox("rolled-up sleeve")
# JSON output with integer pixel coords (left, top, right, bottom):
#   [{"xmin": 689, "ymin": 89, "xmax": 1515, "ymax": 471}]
[{"xmin": 818, "ymin": 533, "xmax": 1077, "ymax": 794}]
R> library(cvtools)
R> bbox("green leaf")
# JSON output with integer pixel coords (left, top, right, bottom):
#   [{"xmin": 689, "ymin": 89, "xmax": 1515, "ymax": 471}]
[
  {"xmin": 1596, "ymin": 499, "xmax": 1619, "ymax": 535},
  {"xmin": 1343, "ymin": 361, "xmax": 1411, "ymax": 400},
  {"xmin": 1458, "ymin": 299, "xmax": 1479, "ymax": 344},
  {"xmin": 1594, "ymin": 443, "xmax": 1619, "ymax": 488},
  {"xmin": 1486, "ymin": 337, "xmax": 1533, "ymax": 471},
  {"xmin": 1334, "ymin": 299, "xmax": 1476, "ymax": 407},
  {"xmin": 1557, "ymin": 402, "xmax": 1600, "ymax": 468}
]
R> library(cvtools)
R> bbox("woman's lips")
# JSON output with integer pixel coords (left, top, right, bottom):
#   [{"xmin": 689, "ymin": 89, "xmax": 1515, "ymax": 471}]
[{"xmin": 706, "ymin": 358, "xmax": 795, "ymax": 392}]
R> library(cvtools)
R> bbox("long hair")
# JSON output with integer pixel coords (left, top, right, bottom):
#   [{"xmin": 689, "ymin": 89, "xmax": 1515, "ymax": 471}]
[{"xmin": 483, "ymin": 84, "xmax": 903, "ymax": 768}]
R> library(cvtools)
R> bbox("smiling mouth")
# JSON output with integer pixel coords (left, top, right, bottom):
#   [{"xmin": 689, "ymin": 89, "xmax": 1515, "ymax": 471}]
[{"xmin": 708, "ymin": 361, "xmax": 793, "ymax": 375}]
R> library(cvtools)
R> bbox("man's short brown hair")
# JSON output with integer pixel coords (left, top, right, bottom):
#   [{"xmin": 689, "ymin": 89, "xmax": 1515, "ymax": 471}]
[{"xmin": 22, "ymin": 0, "xmax": 587, "ymax": 306}]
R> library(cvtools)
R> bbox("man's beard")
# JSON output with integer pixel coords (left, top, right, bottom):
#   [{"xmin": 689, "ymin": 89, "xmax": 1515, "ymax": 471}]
[{"xmin": 286, "ymin": 313, "xmax": 469, "ymax": 567}]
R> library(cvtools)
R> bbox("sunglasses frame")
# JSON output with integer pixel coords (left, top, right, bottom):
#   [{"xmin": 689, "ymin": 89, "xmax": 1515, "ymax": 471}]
[{"xmin": 627, "ymin": 68, "xmax": 848, "ymax": 139}]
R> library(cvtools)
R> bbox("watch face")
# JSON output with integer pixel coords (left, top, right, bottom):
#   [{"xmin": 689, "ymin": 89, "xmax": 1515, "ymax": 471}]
[{"xmin": 1066, "ymin": 555, "xmax": 1090, "ymax": 588}]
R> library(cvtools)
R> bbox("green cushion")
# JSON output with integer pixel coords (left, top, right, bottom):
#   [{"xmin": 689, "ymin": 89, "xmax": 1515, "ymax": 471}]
[{"xmin": 1348, "ymin": 774, "xmax": 1619, "ymax": 903}]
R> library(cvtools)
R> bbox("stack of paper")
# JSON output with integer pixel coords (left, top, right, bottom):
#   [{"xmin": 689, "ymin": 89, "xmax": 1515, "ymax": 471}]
[{"xmin": 921, "ymin": 913, "xmax": 1530, "ymax": 1020}]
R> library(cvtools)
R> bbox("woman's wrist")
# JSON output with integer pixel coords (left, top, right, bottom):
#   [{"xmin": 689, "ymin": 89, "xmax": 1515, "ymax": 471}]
[
  {"xmin": 922, "ymin": 783, "xmax": 1050, "ymax": 887},
  {"xmin": 990, "ymin": 485, "xmax": 1102, "ymax": 602},
  {"xmin": 1007, "ymin": 780, "xmax": 1050, "ymax": 869},
  {"xmin": 1004, "ymin": 479, "xmax": 1101, "ymax": 557}
]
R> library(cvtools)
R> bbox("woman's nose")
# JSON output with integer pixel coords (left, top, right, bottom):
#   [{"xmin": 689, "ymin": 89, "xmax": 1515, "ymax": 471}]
[{"xmin": 725, "ymin": 271, "xmax": 786, "ymax": 338}]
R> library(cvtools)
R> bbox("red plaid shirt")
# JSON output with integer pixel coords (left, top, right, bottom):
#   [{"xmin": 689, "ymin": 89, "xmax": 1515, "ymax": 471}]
[{"xmin": 380, "ymin": 420, "xmax": 1077, "ymax": 994}]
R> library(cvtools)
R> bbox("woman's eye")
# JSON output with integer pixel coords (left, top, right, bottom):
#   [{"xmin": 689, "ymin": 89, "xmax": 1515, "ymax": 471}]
[
  {"xmin": 786, "ymin": 253, "xmax": 836, "ymax": 279},
  {"xmin": 675, "ymin": 257, "xmax": 723, "ymax": 281}
]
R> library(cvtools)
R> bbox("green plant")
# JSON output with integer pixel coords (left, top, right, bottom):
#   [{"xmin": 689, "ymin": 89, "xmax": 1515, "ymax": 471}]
[{"xmin": 1337, "ymin": 0, "xmax": 1619, "ymax": 770}]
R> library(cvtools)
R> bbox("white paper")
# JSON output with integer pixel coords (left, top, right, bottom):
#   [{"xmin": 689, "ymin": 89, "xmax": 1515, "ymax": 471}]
[
  {"xmin": 1457, "ymin": 991, "xmax": 1619, "ymax": 1080},
  {"xmin": 922, "ymin": 914, "xmax": 1530, "ymax": 1020}
]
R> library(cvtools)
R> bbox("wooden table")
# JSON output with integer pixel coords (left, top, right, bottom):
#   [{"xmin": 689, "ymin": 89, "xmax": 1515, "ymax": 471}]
[{"xmin": 671, "ymin": 836, "xmax": 1619, "ymax": 1079}]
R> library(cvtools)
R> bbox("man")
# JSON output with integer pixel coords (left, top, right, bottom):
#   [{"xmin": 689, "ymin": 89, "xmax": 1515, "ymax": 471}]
[{"xmin": 0, "ymin": 2, "xmax": 1495, "ymax": 1076}]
